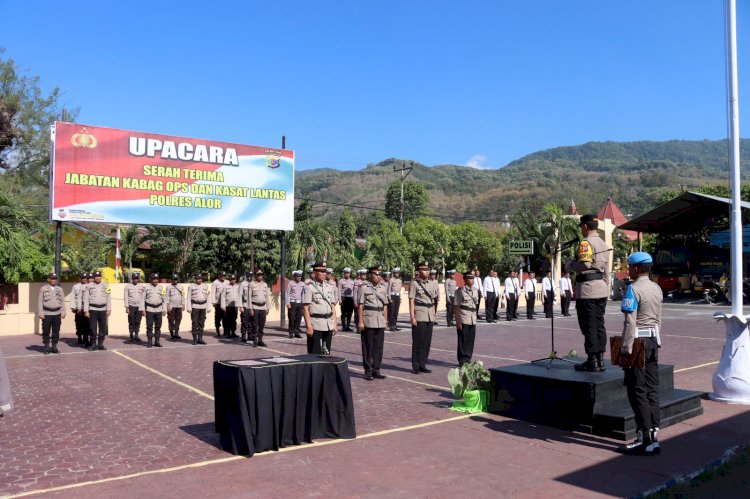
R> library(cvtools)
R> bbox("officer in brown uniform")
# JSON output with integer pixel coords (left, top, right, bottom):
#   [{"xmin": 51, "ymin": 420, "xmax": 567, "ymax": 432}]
[
  {"xmin": 186, "ymin": 273, "xmax": 210, "ymax": 345},
  {"xmin": 326, "ymin": 268, "xmax": 340, "ymax": 307},
  {"xmin": 71, "ymin": 272, "xmax": 88, "ymax": 345},
  {"xmin": 352, "ymin": 269, "xmax": 366, "ymax": 328},
  {"xmin": 445, "ymin": 270, "xmax": 458, "ymax": 327},
  {"xmin": 409, "ymin": 262, "xmax": 439, "ymax": 374},
  {"xmin": 80, "ymin": 272, "xmax": 93, "ymax": 347},
  {"xmin": 286, "ymin": 270, "xmax": 305, "ymax": 338},
  {"xmin": 302, "ymin": 261, "xmax": 338, "ymax": 354},
  {"xmin": 124, "ymin": 272, "xmax": 145, "ymax": 342},
  {"xmin": 38, "ymin": 273, "xmax": 66, "ymax": 354},
  {"xmin": 143, "ymin": 273, "xmax": 166, "ymax": 348},
  {"xmin": 247, "ymin": 269, "xmax": 270, "ymax": 347},
  {"xmin": 358, "ymin": 265, "xmax": 389, "ymax": 380},
  {"xmin": 454, "ymin": 271, "xmax": 479, "ymax": 366},
  {"xmin": 338, "ymin": 268, "xmax": 355, "ymax": 331},
  {"xmin": 166, "ymin": 273, "xmax": 185, "ymax": 340},
  {"xmin": 387, "ymin": 268, "xmax": 403, "ymax": 331},
  {"xmin": 212, "ymin": 271, "xmax": 227, "ymax": 336},
  {"xmin": 84, "ymin": 270, "xmax": 111, "ymax": 351},
  {"xmin": 566, "ymin": 214, "xmax": 611, "ymax": 372},
  {"xmin": 221, "ymin": 274, "xmax": 241, "ymax": 339}
]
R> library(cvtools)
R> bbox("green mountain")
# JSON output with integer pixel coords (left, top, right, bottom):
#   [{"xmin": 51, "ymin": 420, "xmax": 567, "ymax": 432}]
[{"xmin": 296, "ymin": 139, "xmax": 750, "ymax": 225}]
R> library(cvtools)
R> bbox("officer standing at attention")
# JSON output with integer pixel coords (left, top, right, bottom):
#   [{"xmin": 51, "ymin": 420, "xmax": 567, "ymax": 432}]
[
  {"xmin": 382, "ymin": 270, "xmax": 391, "ymax": 329},
  {"xmin": 239, "ymin": 271, "xmax": 253, "ymax": 343},
  {"xmin": 387, "ymin": 267, "xmax": 402, "ymax": 331},
  {"xmin": 429, "ymin": 269, "xmax": 439, "ymax": 325},
  {"xmin": 144, "ymin": 273, "xmax": 166, "ymax": 348},
  {"xmin": 166, "ymin": 274, "xmax": 185, "ymax": 340},
  {"xmin": 619, "ymin": 252, "xmax": 662, "ymax": 456},
  {"xmin": 211, "ymin": 271, "xmax": 227, "ymax": 337},
  {"xmin": 542, "ymin": 270, "xmax": 555, "ymax": 319},
  {"xmin": 409, "ymin": 262, "xmax": 439, "ymax": 374},
  {"xmin": 482, "ymin": 271, "xmax": 497, "ymax": 323},
  {"xmin": 221, "ymin": 274, "xmax": 241, "ymax": 339},
  {"xmin": 84, "ymin": 270, "xmax": 111, "ymax": 351},
  {"xmin": 560, "ymin": 271, "xmax": 573, "ymax": 316},
  {"xmin": 286, "ymin": 270, "xmax": 305, "ymax": 338},
  {"xmin": 38, "ymin": 273, "xmax": 66, "ymax": 354},
  {"xmin": 567, "ymin": 214, "xmax": 611, "ymax": 372},
  {"xmin": 524, "ymin": 271, "xmax": 537, "ymax": 320},
  {"xmin": 357, "ymin": 265, "xmax": 390, "ymax": 380},
  {"xmin": 472, "ymin": 269, "xmax": 484, "ymax": 321},
  {"xmin": 124, "ymin": 272, "xmax": 145, "ymax": 342},
  {"xmin": 186, "ymin": 273, "xmax": 210, "ymax": 345},
  {"xmin": 80, "ymin": 272, "xmax": 93, "ymax": 347},
  {"xmin": 338, "ymin": 268, "xmax": 355, "ymax": 331},
  {"xmin": 454, "ymin": 271, "xmax": 479, "ymax": 366},
  {"xmin": 504, "ymin": 271, "xmax": 518, "ymax": 322},
  {"xmin": 352, "ymin": 269, "xmax": 366, "ymax": 328},
  {"xmin": 248, "ymin": 269, "xmax": 270, "ymax": 347},
  {"xmin": 72, "ymin": 273, "xmax": 88, "ymax": 345},
  {"xmin": 302, "ymin": 261, "xmax": 338, "ymax": 354},
  {"xmin": 326, "ymin": 268, "xmax": 340, "ymax": 307},
  {"xmin": 445, "ymin": 270, "xmax": 458, "ymax": 327}
]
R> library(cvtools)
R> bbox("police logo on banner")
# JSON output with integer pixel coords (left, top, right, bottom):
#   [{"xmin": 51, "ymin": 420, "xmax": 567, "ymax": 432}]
[{"xmin": 265, "ymin": 150, "xmax": 281, "ymax": 169}]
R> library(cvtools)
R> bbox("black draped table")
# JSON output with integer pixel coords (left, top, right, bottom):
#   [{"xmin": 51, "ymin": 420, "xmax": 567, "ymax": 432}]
[{"xmin": 213, "ymin": 355, "xmax": 356, "ymax": 456}]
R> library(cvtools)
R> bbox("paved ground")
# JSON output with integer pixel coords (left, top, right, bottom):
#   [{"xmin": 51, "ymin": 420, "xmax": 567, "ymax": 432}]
[{"xmin": 1, "ymin": 302, "xmax": 749, "ymax": 498}]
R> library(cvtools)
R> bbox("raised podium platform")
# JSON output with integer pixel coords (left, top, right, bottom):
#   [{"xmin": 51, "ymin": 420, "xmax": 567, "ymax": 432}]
[{"xmin": 489, "ymin": 359, "xmax": 703, "ymax": 440}]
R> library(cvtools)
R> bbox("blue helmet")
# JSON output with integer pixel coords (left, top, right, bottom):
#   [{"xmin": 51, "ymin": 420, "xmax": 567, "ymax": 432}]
[{"xmin": 627, "ymin": 251, "xmax": 653, "ymax": 266}]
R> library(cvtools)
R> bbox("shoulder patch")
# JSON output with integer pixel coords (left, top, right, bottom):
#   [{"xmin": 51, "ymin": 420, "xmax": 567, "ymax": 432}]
[
  {"xmin": 621, "ymin": 285, "xmax": 638, "ymax": 313},
  {"xmin": 105, "ymin": 287, "xmax": 111, "ymax": 294},
  {"xmin": 577, "ymin": 240, "xmax": 593, "ymax": 263}
]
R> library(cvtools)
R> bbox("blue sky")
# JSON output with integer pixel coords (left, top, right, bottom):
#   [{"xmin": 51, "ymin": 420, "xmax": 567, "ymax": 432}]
[{"xmin": 2, "ymin": 1, "xmax": 749, "ymax": 170}]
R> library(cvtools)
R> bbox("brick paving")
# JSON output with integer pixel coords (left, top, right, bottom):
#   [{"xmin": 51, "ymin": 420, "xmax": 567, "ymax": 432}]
[{"xmin": 0, "ymin": 302, "xmax": 748, "ymax": 497}]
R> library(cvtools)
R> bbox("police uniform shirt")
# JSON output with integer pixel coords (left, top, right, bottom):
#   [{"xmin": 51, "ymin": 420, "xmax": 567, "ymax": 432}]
[
  {"xmin": 388, "ymin": 276, "xmax": 402, "ymax": 297},
  {"xmin": 166, "ymin": 283, "xmax": 185, "ymax": 311},
  {"xmin": 72, "ymin": 282, "xmax": 85, "ymax": 311},
  {"xmin": 567, "ymin": 232, "xmax": 610, "ymax": 299},
  {"xmin": 144, "ymin": 284, "xmax": 166, "ymax": 312},
  {"xmin": 524, "ymin": 278, "xmax": 537, "ymax": 295},
  {"xmin": 38, "ymin": 284, "xmax": 66, "ymax": 317},
  {"xmin": 620, "ymin": 275, "xmax": 663, "ymax": 354},
  {"xmin": 187, "ymin": 283, "xmax": 210, "ymax": 311},
  {"xmin": 409, "ymin": 278, "xmax": 438, "ymax": 322},
  {"xmin": 249, "ymin": 280, "xmax": 270, "ymax": 310},
  {"xmin": 454, "ymin": 286, "xmax": 479, "ymax": 326},
  {"xmin": 445, "ymin": 278, "xmax": 457, "ymax": 301},
  {"xmin": 353, "ymin": 278, "xmax": 365, "ymax": 305},
  {"xmin": 221, "ymin": 283, "xmax": 241, "ymax": 308},
  {"xmin": 338, "ymin": 278, "xmax": 355, "ymax": 300},
  {"xmin": 303, "ymin": 280, "xmax": 337, "ymax": 330},
  {"xmin": 84, "ymin": 281, "xmax": 112, "ymax": 312},
  {"xmin": 124, "ymin": 282, "xmax": 145, "ymax": 310},
  {"xmin": 286, "ymin": 280, "xmax": 305, "ymax": 306},
  {"xmin": 357, "ymin": 281, "xmax": 390, "ymax": 328},
  {"xmin": 328, "ymin": 278, "xmax": 340, "ymax": 304},
  {"xmin": 211, "ymin": 279, "xmax": 227, "ymax": 305},
  {"xmin": 239, "ymin": 280, "xmax": 251, "ymax": 308}
]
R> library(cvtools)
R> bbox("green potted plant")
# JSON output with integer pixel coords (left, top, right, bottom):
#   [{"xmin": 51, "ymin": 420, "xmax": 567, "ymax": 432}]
[{"xmin": 448, "ymin": 360, "xmax": 493, "ymax": 413}]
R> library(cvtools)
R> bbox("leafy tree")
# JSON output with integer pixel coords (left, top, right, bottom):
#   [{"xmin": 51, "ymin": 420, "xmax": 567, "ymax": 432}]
[
  {"xmin": 146, "ymin": 226, "xmax": 206, "ymax": 278},
  {"xmin": 385, "ymin": 180, "xmax": 430, "ymax": 225},
  {"xmin": 361, "ymin": 218, "xmax": 410, "ymax": 271},
  {"xmin": 0, "ymin": 235, "xmax": 52, "ymax": 284},
  {"xmin": 112, "ymin": 225, "xmax": 145, "ymax": 280},
  {"xmin": 403, "ymin": 217, "xmax": 450, "ymax": 274},
  {"xmin": 447, "ymin": 223, "xmax": 504, "ymax": 273},
  {"xmin": 61, "ymin": 231, "xmax": 109, "ymax": 277},
  {"xmin": 285, "ymin": 200, "xmax": 335, "ymax": 272},
  {"xmin": 538, "ymin": 203, "xmax": 580, "ymax": 277}
]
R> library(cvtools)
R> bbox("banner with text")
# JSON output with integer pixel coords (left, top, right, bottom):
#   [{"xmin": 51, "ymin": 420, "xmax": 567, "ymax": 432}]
[{"xmin": 50, "ymin": 122, "xmax": 294, "ymax": 230}]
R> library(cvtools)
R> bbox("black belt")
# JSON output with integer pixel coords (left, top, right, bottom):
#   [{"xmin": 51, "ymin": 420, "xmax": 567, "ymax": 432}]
[
  {"xmin": 252, "ymin": 301, "xmax": 266, "ymax": 307},
  {"xmin": 43, "ymin": 306, "xmax": 61, "ymax": 312},
  {"xmin": 89, "ymin": 304, "xmax": 106, "ymax": 310},
  {"xmin": 364, "ymin": 305, "xmax": 383, "ymax": 311},
  {"xmin": 576, "ymin": 272, "xmax": 604, "ymax": 283},
  {"xmin": 191, "ymin": 300, "xmax": 207, "ymax": 305},
  {"xmin": 146, "ymin": 303, "xmax": 162, "ymax": 309},
  {"xmin": 415, "ymin": 301, "xmax": 433, "ymax": 308},
  {"xmin": 311, "ymin": 313, "xmax": 332, "ymax": 318},
  {"xmin": 460, "ymin": 305, "xmax": 476, "ymax": 312}
]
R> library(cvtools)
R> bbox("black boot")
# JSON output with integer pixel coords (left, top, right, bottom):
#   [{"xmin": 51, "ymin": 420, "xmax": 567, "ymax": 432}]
[
  {"xmin": 77, "ymin": 335, "xmax": 83, "ymax": 345},
  {"xmin": 147, "ymin": 337, "xmax": 153, "ymax": 348},
  {"xmin": 154, "ymin": 336, "xmax": 162, "ymax": 347},
  {"xmin": 257, "ymin": 336, "xmax": 267, "ymax": 347},
  {"xmin": 241, "ymin": 333, "xmax": 247, "ymax": 343},
  {"xmin": 97, "ymin": 338, "xmax": 106, "ymax": 351},
  {"xmin": 620, "ymin": 429, "xmax": 644, "ymax": 453},
  {"xmin": 129, "ymin": 332, "xmax": 134, "ymax": 342},
  {"xmin": 191, "ymin": 334, "xmax": 198, "ymax": 345},
  {"xmin": 134, "ymin": 335, "xmax": 142, "ymax": 342},
  {"xmin": 44, "ymin": 343, "xmax": 51, "ymax": 355},
  {"xmin": 595, "ymin": 353, "xmax": 606, "ymax": 372},
  {"xmin": 574, "ymin": 354, "xmax": 598, "ymax": 372},
  {"xmin": 51, "ymin": 343, "xmax": 60, "ymax": 354},
  {"xmin": 175, "ymin": 332, "xmax": 181, "ymax": 339},
  {"xmin": 197, "ymin": 333, "xmax": 206, "ymax": 345}
]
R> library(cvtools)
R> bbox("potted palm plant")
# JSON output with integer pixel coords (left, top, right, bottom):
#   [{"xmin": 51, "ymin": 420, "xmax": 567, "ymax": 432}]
[{"xmin": 448, "ymin": 360, "xmax": 493, "ymax": 413}]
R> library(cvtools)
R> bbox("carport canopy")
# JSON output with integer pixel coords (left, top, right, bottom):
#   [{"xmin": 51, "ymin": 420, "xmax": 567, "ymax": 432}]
[{"xmin": 617, "ymin": 191, "xmax": 750, "ymax": 235}]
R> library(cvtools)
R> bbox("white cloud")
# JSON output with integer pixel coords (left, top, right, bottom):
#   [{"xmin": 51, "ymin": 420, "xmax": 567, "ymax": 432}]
[{"xmin": 465, "ymin": 154, "xmax": 491, "ymax": 169}]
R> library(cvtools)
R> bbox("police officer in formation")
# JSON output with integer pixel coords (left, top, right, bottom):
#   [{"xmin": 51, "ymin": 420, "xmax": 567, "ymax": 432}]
[
  {"xmin": 444, "ymin": 269, "xmax": 457, "ymax": 327},
  {"xmin": 221, "ymin": 274, "xmax": 241, "ymax": 339},
  {"xmin": 166, "ymin": 274, "xmax": 185, "ymax": 340},
  {"xmin": 124, "ymin": 272, "xmax": 144, "ymax": 343},
  {"xmin": 71, "ymin": 272, "xmax": 91, "ymax": 346},
  {"xmin": 524, "ymin": 271, "xmax": 537, "ymax": 320},
  {"xmin": 567, "ymin": 214, "xmax": 611, "ymax": 372},
  {"xmin": 409, "ymin": 262, "xmax": 439, "ymax": 374},
  {"xmin": 212, "ymin": 271, "xmax": 227, "ymax": 336},
  {"xmin": 247, "ymin": 269, "xmax": 270, "ymax": 347},
  {"xmin": 338, "ymin": 268, "xmax": 355, "ymax": 331},
  {"xmin": 186, "ymin": 273, "xmax": 210, "ymax": 345},
  {"xmin": 454, "ymin": 271, "xmax": 479, "ymax": 366},
  {"xmin": 239, "ymin": 271, "xmax": 253, "ymax": 342},
  {"xmin": 504, "ymin": 271, "xmax": 519, "ymax": 322},
  {"xmin": 326, "ymin": 268, "xmax": 340, "ymax": 306},
  {"xmin": 619, "ymin": 252, "xmax": 662, "ymax": 456},
  {"xmin": 302, "ymin": 261, "xmax": 338, "ymax": 354},
  {"xmin": 144, "ymin": 273, "xmax": 166, "ymax": 348},
  {"xmin": 358, "ymin": 265, "xmax": 389, "ymax": 380},
  {"xmin": 352, "ymin": 269, "xmax": 366, "ymax": 327},
  {"xmin": 542, "ymin": 270, "xmax": 555, "ymax": 319},
  {"xmin": 560, "ymin": 271, "xmax": 573, "ymax": 317},
  {"xmin": 38, "ymin": 273, "xmax": 66, "ymax": 354},
  {"xmin": 387, "ymin": 267, "xmax": 402, "ymax": 331},
  {"xmin": 84, "ymin": 270, "xmax": 111, "ymax": 351},
  {"xmin": 286, "ymin": 270, "xmax": 305, "ymax": 338}
]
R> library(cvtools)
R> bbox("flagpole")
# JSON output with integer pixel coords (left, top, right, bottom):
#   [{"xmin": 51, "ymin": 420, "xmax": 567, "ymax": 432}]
[{"xmin": 116, "ymin": 225, "xmax": 122, "ymax": 282}]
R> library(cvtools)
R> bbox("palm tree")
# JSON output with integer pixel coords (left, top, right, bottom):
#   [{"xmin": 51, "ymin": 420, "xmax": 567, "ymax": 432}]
[
  {"xmin": 114, "ymin": 225, "xmax": 145, "ymax": 281},
  {"xmin": 0, "ymin": 193, "xmax": 32, "ymax": 269},
  {"xmin": 286, "ymin": 200, "xmax": 335, "ymax": 271},
  {"xmin": 539, "ymin": 203, "xmax": 580, "ymax": 278}
]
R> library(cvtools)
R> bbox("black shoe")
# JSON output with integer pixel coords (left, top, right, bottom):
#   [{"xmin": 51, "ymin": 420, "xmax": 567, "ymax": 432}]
[
  {"xmin": 147, "ymin": 339, "xmax": 153, "ymax": 348},
  {"xmin": 98, "ymin": 344, "xmax": 107, "ymax": 351},
  {"xmin": 373, "ymin": 372, "xmax": 387, "ymax": 379},
  {"xmin": 77, "ymin": 338, "xmax": 84, "ymax": 345},
  {"xmin": 294, "ymin": 333, "xmax": 302, "ymax": 338},
  {"xmin": 289, "ymin": 333, "xmax": 294, "ymax": 339},
  {"xmin": 252, "ymin": 338, "xmax": 258, "ymax": 347},
  {"xmin": 44, "ymin": 346, "xmax": 51, "ymax": 355},
  {"xmin": 175, "ymin": 334, "xmax": 181, "ymax": 339},
  {"xmin": 134, "ymin": 336, "xmax": 142, "ymax": 343},
  {"xmin": 89, "ymin": 345, "xmax": 98, "ymax": 351},
  {"xmin": 595, "ymin": 353, "xmax": 606, "ymax": 372},
  {"xmin": 257, "ymin": 340, "xmax": 267, "ymax": 347},
  {"xmin": 192, "ymin": 337, "xmax": 198, "ymax": 345},
  {"xmin": 51, "ymin": 346, "xmax": 60, "ymax": 354},
  {"xmin": 411, "ymin": 369, "xmax": 420, "ymax": 374},
  {"xmin": 574, "ymin": 355, "xmax": 598, "ymax": 372},
  {"xmin": 154, "ymin": 340, "xmax": 162, "ymax": 348},
  {"xmin": 198, "ymin": 336, "xmax": 206, "ymax": 345},
  {"xmin": 419, "ymin": 367, "xmax": 432, "ymax": 373},
  {"xmin": 363, "ymin": 372, "xmax": 374, "ymax": 381}
]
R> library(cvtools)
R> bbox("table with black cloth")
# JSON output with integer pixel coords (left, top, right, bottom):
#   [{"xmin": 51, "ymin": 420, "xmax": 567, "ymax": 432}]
[{"xmin": 213, "ymin": 354, "xmax": 356, "ymax": 456}]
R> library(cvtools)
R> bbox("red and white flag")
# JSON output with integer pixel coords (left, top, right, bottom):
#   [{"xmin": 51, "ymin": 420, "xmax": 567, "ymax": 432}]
[{"xmin": 115, "ymin": 225, "xmax": 122, "ymax": 281}]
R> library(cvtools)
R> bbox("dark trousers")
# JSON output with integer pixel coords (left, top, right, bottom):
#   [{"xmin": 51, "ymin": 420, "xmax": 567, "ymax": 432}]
[
  {"xmin": 214, "ymin": 304, "xmax": 224, "ymax": 334},
  {"xmin": 41, "ymin": 315, "xmax": 61, "ymax": 345},
  {"xmin": 127, "ymin": 306, "xmax": 142, "ymax": 338},
  {"xmin": 341, "ymin": 297, "xmax": 354, "ymax": 327},
  {"xmin": 493, "ymin": 293, "xmax": 500, "ymax": 319},
  {"xmin": 75, "ymin": 312, "xmax": 90, "ymax": 343},
  {"xmin": 361, "ymin": 327, "xmax": 385, "ymax": 374},
  {"xmin": 526, "ymin": 292, "xmax": 535, "ymax": 319},
  {"xmin": 191, "ymin": 309, "xmax": 206, "ymax": 335},
  {"xmin": 223, "ymin": 306, "xmax": 237, "ymax": 336},
  {"xmin": 506, "ymin": 294, "xmax": 517, "ymax": 321},
  {"xmin": 146, "ymin": 311, "xmax": 163, "ymax": 339},
  {"xmin": 575, "ymin": 298, "xmax": 608, "ymax": 355},
  {"xmin": 250, "ymin": 309, "xmax": 267, "ymax": 340},
  {"xmin": 241, "ymin": 309, "xmax": 252, "ymax": 339},
  {"xmin": 561, "ymin": 291, "xmax": 572, "ymax": 315},
  {"xmin": 476, "ymin": 295, "xmax": 482, "ymax": 318},
  {"xmin": 446, "ymin": 298, "xmax": 455, "ymax": 325},
  {"xmin": 168, "ymin": 308, "xmax": 182, "ymax": 336},
  {"xmin": 485, "ymin": 292, "xmax": 497, "ymax": 322},
  {"xmin": 411, "ymin": 321, "xmax": 433, "ymax": 370},
  {"xmin": 544, "ymin": 291, "xmax": 554, "ymax": 318},
  {"xmin": 289, "ymin": 303, "xmax": 303, "ymax": 334},
  {"xmin": 307, "ymin": 330, "xmax": 331, "ymax": 354},
  {"xmin": 457, "ymin": 323, "xmax": 476, "ymax": 366},
  {"xmin": 388, "ymin": 296, "xmax": 400, "ymax": 328},
  {"xmin": 624, "ymin": 338, "xmax": 660, "ymax": 432},
  {"xmin": 88, "ymin": 310, "xmax": 108, "ymax": 344}
]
